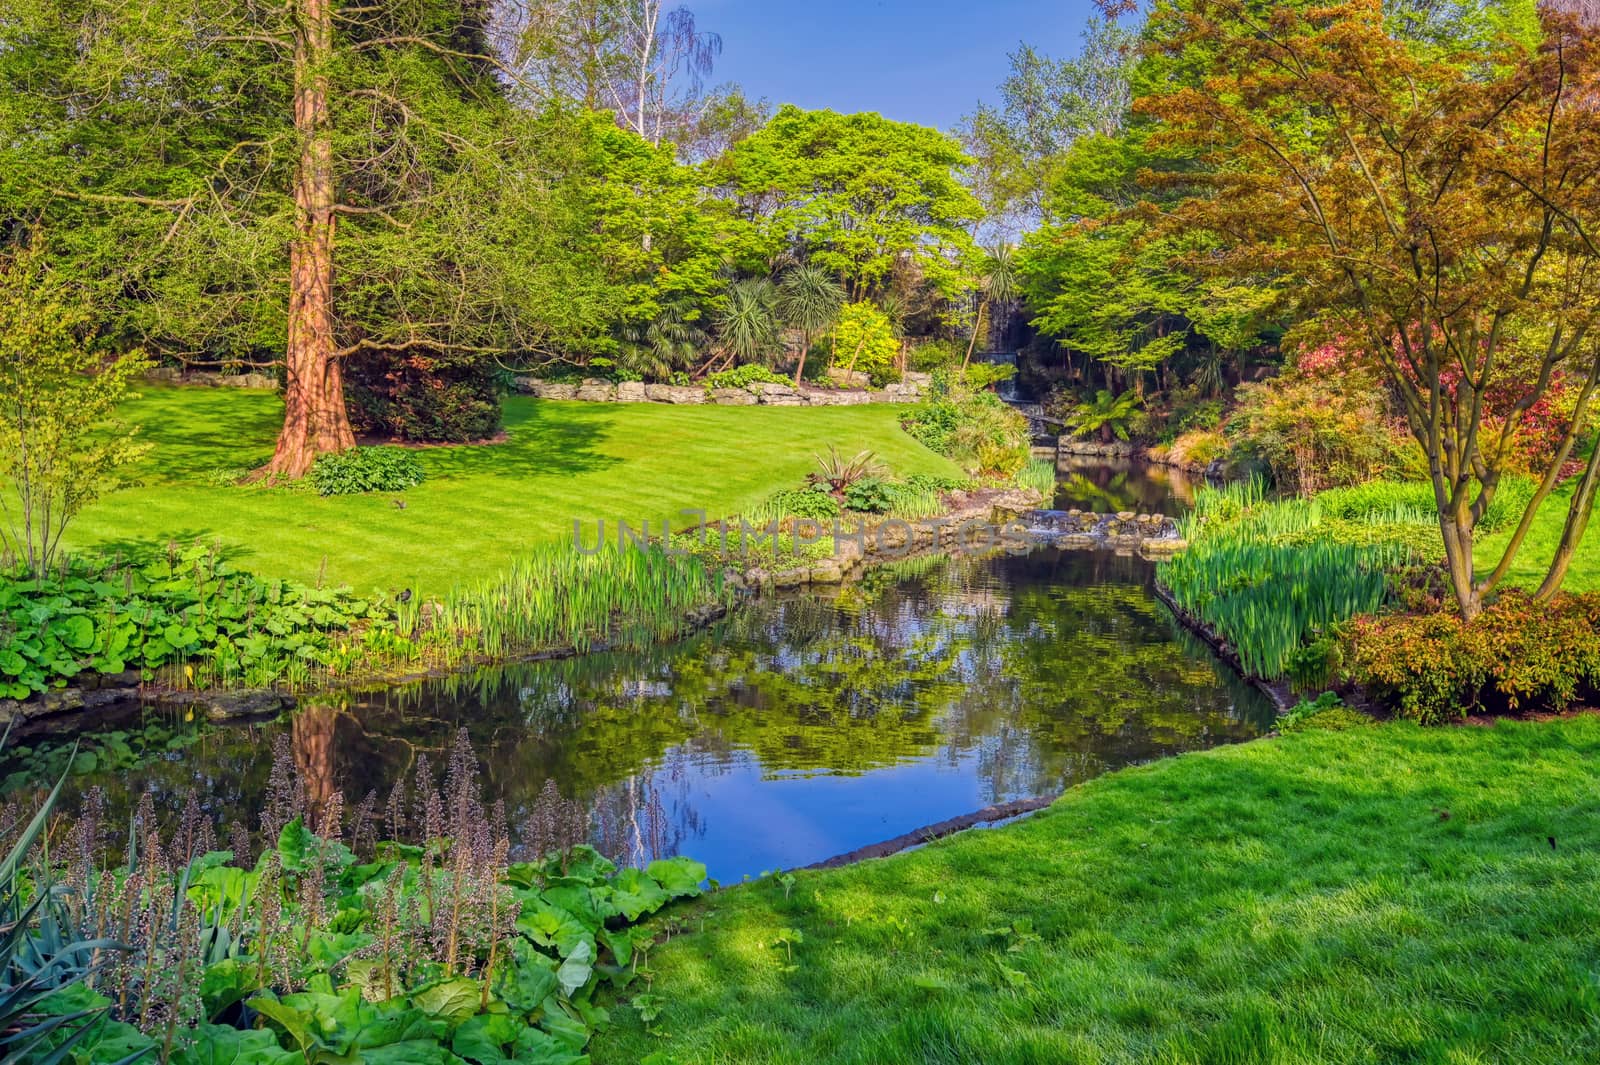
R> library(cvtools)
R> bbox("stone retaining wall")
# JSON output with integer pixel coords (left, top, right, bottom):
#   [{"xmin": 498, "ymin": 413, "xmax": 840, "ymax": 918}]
[
  {"xmin": 514, "ymin": 373, "xmax": 931, "ymax": 407},
  {"xmin": 146, "ymin": 367, "xmax": 278, "ymax": 389}
]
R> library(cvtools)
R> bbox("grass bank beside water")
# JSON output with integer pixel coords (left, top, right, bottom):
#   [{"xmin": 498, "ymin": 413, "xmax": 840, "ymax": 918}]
[{"xmin": 596, "ymin": 717, "xmax": 1600, "ymax": 1065}]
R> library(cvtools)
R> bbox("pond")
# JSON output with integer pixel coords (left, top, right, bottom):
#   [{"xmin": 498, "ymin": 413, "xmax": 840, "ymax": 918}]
[
  {"xmin": 25, "ymin": 502, "xmax": 1274, "ymax": 883},
  {"xmin": 1053, "ymin": 455, "xmax": 1203, "ymax": 517}
]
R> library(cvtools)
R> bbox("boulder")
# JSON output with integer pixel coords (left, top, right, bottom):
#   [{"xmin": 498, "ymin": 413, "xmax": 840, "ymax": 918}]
[
  {"xmin": 807, "ymin": 559, "xmax": 845, "ymax": 583},
  {"xmin": 833, "ymin": 390, "xmax": 871, "ymax": 405},
  {"xmin": 753, "ymin": 381, "xmax": 797, "ymax": 398},
  {"xmin": 710, "ymin": 387, "xmax": 758, "ymax": 405},
  {"xmin": 759, "ymin": 393, "xmax": 804, "ymax": 406},
  {"xmin": 660, "ymin": 385, "xmax": 706, "ymax": 404},
  {"xmin": 535, "ymin": 382, "xmax": 579, "ymax": 401},
  {"xmin": 575, "ymin": 379, "xmax": 616, "ymax": 402},
  {"xmin": 615, "ymin": 381, "xmax": 648, "ymax": 403},
  {"xmin": 826, "ymin": 367, "xmax": 871, "ymax": 388}
]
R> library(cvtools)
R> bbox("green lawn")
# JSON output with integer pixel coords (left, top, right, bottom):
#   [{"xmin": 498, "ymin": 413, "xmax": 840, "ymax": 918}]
[
  {"xmin": 597, "ymin": 718, "xmax": 1600, "ymax": 1065},
  {"xmin": 1477, "ymin": 484, "xmax": 1600, "ymax": 594},
  {"xmin": 67, "ymin": 386, "xmax": 958, "ymax": 592}
]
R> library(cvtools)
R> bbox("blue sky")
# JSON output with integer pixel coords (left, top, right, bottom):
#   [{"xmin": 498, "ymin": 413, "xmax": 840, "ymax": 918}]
[{"xmin": 692, "ymin": 0, "xmax": 1104, "ymax": 133}]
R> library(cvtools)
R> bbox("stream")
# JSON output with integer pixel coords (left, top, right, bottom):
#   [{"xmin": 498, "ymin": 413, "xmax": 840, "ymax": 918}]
[{"xmin": 15, "ymin": 463, "xmax": 1272, "ymax": 883}]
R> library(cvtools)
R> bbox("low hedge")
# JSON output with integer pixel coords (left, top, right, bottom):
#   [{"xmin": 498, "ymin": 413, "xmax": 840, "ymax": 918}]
[{"xmin": 1346, "ymin": 591, "xmax": 1600, "ymax": 722}]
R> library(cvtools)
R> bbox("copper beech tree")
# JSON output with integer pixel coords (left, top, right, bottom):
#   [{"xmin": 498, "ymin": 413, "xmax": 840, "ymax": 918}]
[{"xmin": 1138, "ymin": 0, "xmax": 1600, "ymax": 619}]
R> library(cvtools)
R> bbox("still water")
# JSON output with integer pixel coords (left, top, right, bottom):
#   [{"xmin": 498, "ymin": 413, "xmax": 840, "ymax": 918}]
[
  {"xmin": 36, "ymin": 540, "xmax": 1273, "ymax": 883},
  {"xmin": 1053, "ymin": 455, "xmax": 1203, "ymax": 516}
]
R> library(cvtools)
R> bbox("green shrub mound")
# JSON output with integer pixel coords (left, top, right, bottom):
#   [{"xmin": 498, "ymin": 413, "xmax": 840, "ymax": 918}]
[
  {"xmin": 309, "ymin": 447, "xmax": 427, "ymax": 497},
  {"xmin": 901, "ymin": 369, "xmax": 1030, "ymax": 478},
  {"xmin": 1347, "ymin": 591, "xmax": 1600, "ymax": 723},
  {"xmin": 705, "ymin": 364, "xmax": 793, "ymax": 391}
]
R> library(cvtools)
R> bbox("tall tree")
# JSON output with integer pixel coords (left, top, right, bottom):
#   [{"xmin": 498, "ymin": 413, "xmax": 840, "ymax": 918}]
[
  {"xmin": 712, "ymin": 106, "xmax": 983, "ymax": 301},
  {"xmin": 1, "ymin": 0, "xmax": 594, "ymax": 477},
  {"xmin": 1142, "ymin": 0, "xmax": 1600, "ymax": 618},
  {"xmin": 959, "ymin": 19, "xmax": 1137, "ymax": 231}
]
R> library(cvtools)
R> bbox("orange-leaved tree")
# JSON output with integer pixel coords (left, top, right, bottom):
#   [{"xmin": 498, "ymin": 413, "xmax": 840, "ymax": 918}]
[{"xmin": 1138, "ymin": 0, "xmax": 1600, "ymax": 619}]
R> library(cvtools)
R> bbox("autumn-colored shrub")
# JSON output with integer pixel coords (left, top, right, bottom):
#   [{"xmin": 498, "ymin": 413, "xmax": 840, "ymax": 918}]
[
  {"xmin": 1231, "ymin": 370, "xmax": 1419, "ymax": 494},
  {"xmin": 1346, "ymin": 592, "xmax": 1600, "ymax": 723}
]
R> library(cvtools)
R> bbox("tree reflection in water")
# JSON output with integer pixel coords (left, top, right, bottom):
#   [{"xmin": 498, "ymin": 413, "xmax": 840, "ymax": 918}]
[{"xmin": 31, "ymin": 547, "xmax": 1273, "ymax": 880}]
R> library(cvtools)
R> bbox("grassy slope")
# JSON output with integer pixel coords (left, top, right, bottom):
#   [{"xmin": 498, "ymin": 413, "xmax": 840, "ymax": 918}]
[
  {"xmin": 67, "ymin": 386, "xmax": 958, "ymax": 592},
  {"xmin": 1475, "ymin": 484, "xmax": 1600, "ymax": 594},
  {"xmin": 597, "ymin": 718, "xmax": 1600, "ymax": 1065}
]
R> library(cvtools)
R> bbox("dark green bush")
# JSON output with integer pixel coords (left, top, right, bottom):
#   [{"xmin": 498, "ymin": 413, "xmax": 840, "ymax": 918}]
[
  {"xmin": 765, "ymin": 487, "xmax": 842, "ymax": 521},
  {"xmin": 706, "ymin": 364, "xmax": 792, "ymax": 391},
  {"xmin": 346, "ymin": 348, "xmax": 502, "ymax": 442},
  {"xmin": 1346, "ymin": 592, "xmax": 1600, "ymax": 722},
  {"xmin": 844, "ymin": 477, "xmax": 894, "ymax": 514},
  {"xmin": 309, "ymin": 447, "xmax": 426, "ymax": 497}
]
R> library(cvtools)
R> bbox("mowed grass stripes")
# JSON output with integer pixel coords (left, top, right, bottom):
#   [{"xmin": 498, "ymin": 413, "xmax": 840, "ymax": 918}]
[{"xmin": 67, "ymin": 386, "xmax": 959, "ymax": 592}]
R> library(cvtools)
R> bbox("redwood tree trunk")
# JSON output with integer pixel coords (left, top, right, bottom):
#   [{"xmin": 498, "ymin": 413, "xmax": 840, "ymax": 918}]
[{"xmin": 267, "ymin": 0, "xmax": 353, "ymax": 479}]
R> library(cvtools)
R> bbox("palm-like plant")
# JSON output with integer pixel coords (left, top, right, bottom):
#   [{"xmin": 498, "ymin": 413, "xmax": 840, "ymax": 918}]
[
  {"xmin": 619, "ymin": 300, "xmax": 708, "ymax": 380},
  {"xmin": 714, "ymin": 278, "xmax": 782, "ymax": 367},
  {"xmin": 963, "ymin": 243, "xmax": 1020, "ymax": 368},
  {"xmin": 1067, "ymin": 389, "xmax": 1144, "ymax": 443},
  {"xmin": 807, "ymin": 447, "xmax": 887, "ymax": 497},
  {"xmin": 777, "ymin": 265, "xmax": 846, "ymax": 385}
]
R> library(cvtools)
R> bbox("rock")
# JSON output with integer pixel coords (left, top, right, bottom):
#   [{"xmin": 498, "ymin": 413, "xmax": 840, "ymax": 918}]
[
  {"xmin": 1116, "ymin": 511, "xmax": 1136, "ymax": 522},
  {"xmin": 1141, "ymin": 538, "xmax": 1187, "ymax": 558},
  {"xmin": 800, "ymin": 388, "xmax": 842, "ymax": 405},
  {"xmin": 759, "ymin": 393, "xmax": 804, "ymax": 406},
  {"xmin": 826, "ymin": 367, "xmax": 871, "ymax": 388},
  {"xmin": 615, "ymin": 381, "xmax": 648, "ymax": 403},
  {"xmin": 23, "ymin": 688, "xmax": 85, "ymax": 720},
  {"xmin": 772, "ymin": 568, "xmax": 807, "ymax": 588},
  {"xmin": 660, "ymin": 384, "xmax": 706, "ymax": 404},
  {"xmin": 199, "ymin": 690, "xmax": 289, "ymax": 723},
  {"xmin": 753, "ymin": 382, "xmax": 797, "ymax": 398},
  {"xmin": 833, "ymin": 390, "xmax": 871, "ymax": 405},
  {"xmin": 535, "ymin": 382, "xmax": 578, "ymax": 401},
  {"xmin": 808, "ymin": 560, "xmax": 845, "ymax": 583},
  {"xmin": 903, "ymin": 371, "xmax": 933, "ymax": 388},
  {"xmin": 867, "ymin": 391, "xmax": 894, "ymax": 404},
  {"xmin": 575, "ymin": 380, "xmax": 616, "ymax": 402},
  {"xmin": 710, "ymin": 387, "xmax": 757, "ymax": 405}
]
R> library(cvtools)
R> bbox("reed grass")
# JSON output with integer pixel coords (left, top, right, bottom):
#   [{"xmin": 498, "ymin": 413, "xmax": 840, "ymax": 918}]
[
  {"xmin": 1164, "ymin": 479, "xmax": 1411, "ymax": 680},
  {"xmin": 1016, "ymin": 458, "xmax": 1057, "ymax": 497}
]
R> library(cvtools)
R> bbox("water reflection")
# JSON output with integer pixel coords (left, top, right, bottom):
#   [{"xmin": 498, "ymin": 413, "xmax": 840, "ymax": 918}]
[
  {"xmin": 34, "ymin": 547, "xmax": 1271, "ymax": 881},
  {"xmin": 1053, "ymin": 456, "xmax": 1201, "ymax": 516}
]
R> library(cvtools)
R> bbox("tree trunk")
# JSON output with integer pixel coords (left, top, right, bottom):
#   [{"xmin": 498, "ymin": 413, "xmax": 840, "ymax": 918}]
[
  {"xmin": 1534, "ymin": 442, "xmax": 1600, "ymax": 601},
  {"xmin": 796, "ymin": 329, "xmax": 812, "ymax": 388},
  {"xmin": 962, "ymin": 300, "xmax": 988, "ymax": 370},
  {"xmin": 1439, "ymin": 505, "xmax": 1482, "ymax": 621},
  {"xmin": 266, "ymin": 0, "xmax": 353, "ymax": 480}
]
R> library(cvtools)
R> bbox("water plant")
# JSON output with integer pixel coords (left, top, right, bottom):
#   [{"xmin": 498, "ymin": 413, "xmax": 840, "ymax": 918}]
[
  {"xmin": 1163, "ymin": 480, "xmax": 1411, "ymax": 680},
  {"xmin": 0, "ymin": 732, "xmax": 705, "ymax": 1064},
  {"xmin": 0, "ymin": 539, "xmax": 731, "ymax": 703},
  {"xmin": 1016, "ymin": 459, "xmax": 1056, "ymax": 497}
]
